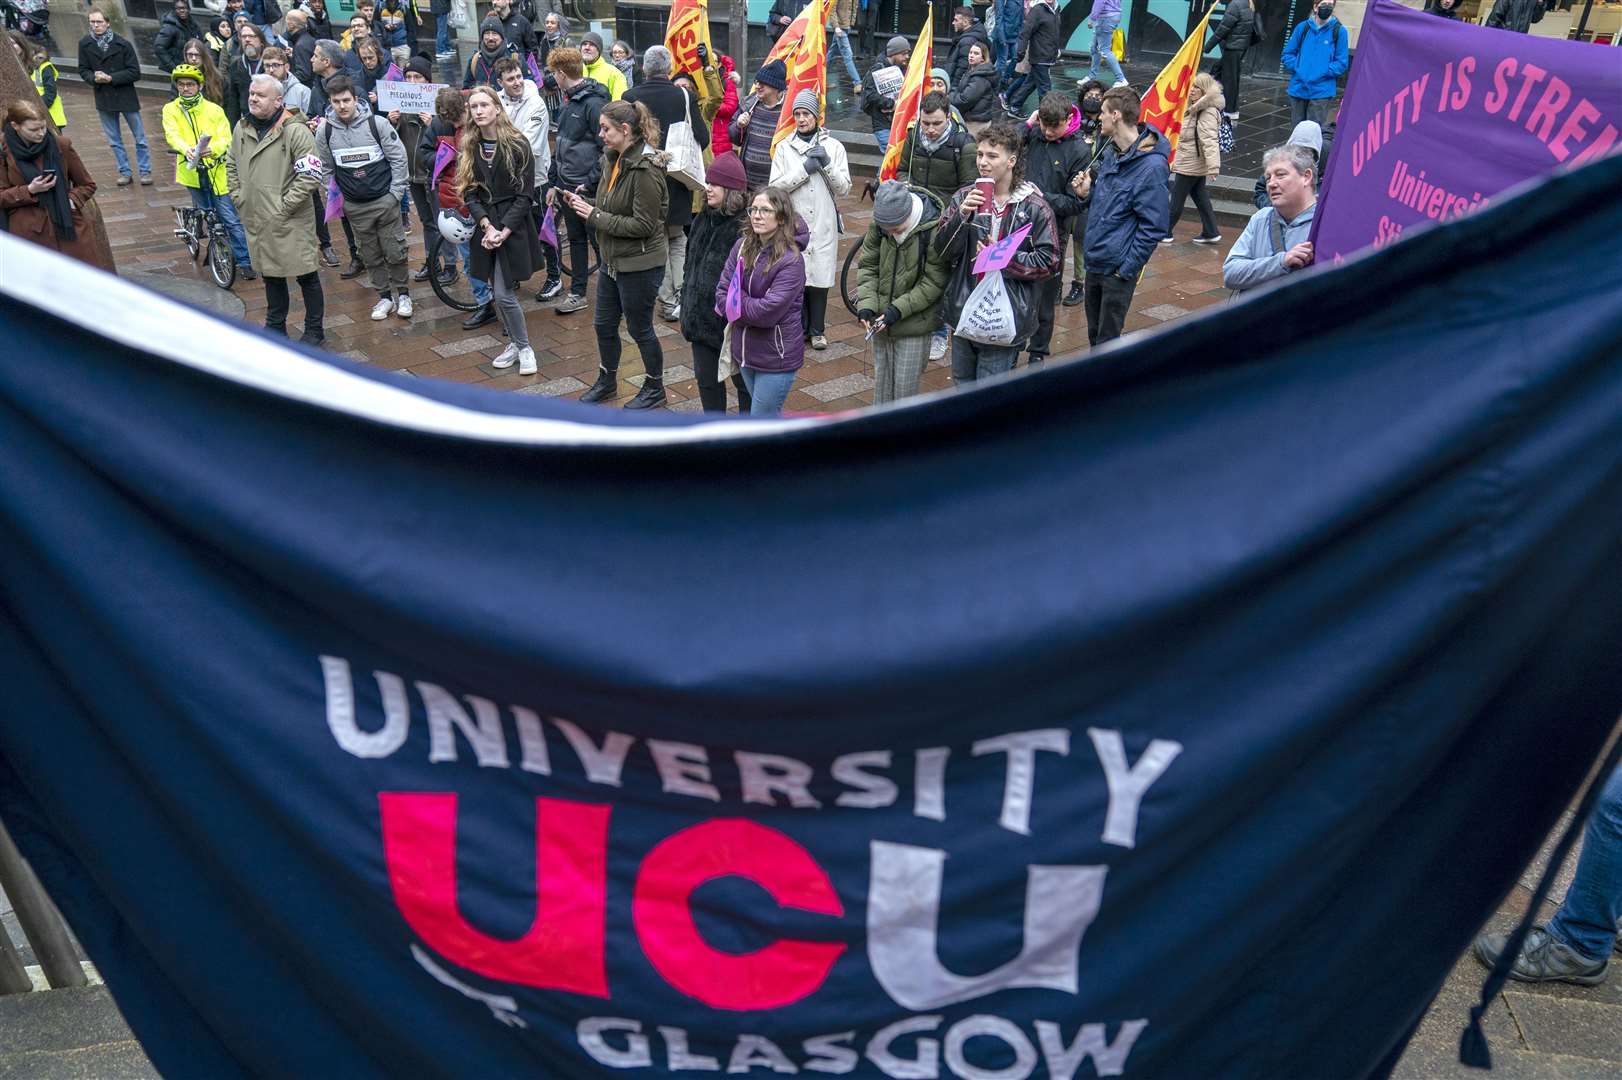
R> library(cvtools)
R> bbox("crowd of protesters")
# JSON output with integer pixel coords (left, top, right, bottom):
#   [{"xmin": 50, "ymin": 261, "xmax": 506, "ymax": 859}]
[{"xmin": 11, "ymin": 0, "xmax": 1564, "ymax": 415}]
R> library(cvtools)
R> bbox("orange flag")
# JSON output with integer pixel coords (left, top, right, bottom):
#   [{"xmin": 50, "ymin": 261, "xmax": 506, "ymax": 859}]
[
  {"xmin": 771, "ymin": 0, "xmax": 831, "ymax": 152},
  {"xmin": 877, "ymin": 10, "xmax": 932, "ymax": 182},
  {"xmin": 664, "ymin": 0, "xmax": 716, "ymax": 103},
  {"xmin": 763, "ymin": 0, "xmax": 826, "ymax": 66},
  {"xmin": 1138, "ymin": 11, "xmax": 1214, "ymax": 160}
]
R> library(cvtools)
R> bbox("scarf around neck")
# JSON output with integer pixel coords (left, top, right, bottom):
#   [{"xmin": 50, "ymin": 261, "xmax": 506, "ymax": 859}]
[
  {"xmin": 91, "ymin": 28, "xmax": 115, "ymax": 50},
  {"xmin": 5, "ymin": 124, "xmax": 74, "ymax": 241}
]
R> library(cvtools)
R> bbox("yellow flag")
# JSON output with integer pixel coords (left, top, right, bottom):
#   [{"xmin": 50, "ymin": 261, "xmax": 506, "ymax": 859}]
[
  {"xmin": 771, "ymin": 0, "xmax": 832, "ymax": 153},
  {"xmin": 763, "ymin": 0, "xmax": 827, "ymax": 66},
  {"xmin": 1139, "ymin": 11, "xmax": 1214, "ymax": 160},
  {"xmin": 877, "ymin": 11, "xmax": 932, "ymax": 182},
  {"xmin": 664, "ymin": 0, "xmax": 716, "ymax": 103}
]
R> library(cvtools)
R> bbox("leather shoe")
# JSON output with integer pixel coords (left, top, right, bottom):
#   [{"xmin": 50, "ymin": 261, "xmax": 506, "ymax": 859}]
[
  {"xmin": 239, "ymin": 267, "xmax": 258, "ymax": 281},
  {"xmin": 413, "ymin": 263, "xmax": 432, "ymax": 282},
  {"xmin": 579, "ymin": 370, "xmax": 619, "ymax": 404},
  {"xmin": 299, "ymin": 329, "xmax": 326, "ymax": 347},
  {"xmin": 340, "ymin": 258, "xmax": 366, "ymax": 279},
  {"xmin": 623, "ymin": 381, "xmax": 666, "ymax": 410},
  {"xmin": 320, "ymin": 245, "xmax": 340, "ymax": 267},
  {"xmin": 461, "ymin": 303, "xmax": 496, "ymax": 331}
]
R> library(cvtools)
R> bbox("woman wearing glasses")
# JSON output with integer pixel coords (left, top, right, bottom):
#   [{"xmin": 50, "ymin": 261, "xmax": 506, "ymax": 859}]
[{"xmin": 719, "ymin": 186, "xmax": 807, "ymax": 417}]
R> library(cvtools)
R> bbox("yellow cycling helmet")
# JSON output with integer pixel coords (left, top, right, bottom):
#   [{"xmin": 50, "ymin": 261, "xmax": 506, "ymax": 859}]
[{"xmin": 170, "ymin": 63, "xmax": 206, "ymax": 85}]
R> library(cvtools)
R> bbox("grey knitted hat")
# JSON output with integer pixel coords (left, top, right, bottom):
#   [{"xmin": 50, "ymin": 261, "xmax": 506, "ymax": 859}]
[
  {"xmin": 886, "ymin": 35, "xmax": 909, "ymax": 57},
  {"xmin": 791, "ymin": 88, "xmax": 820, "ymax": 120},
  {"xmin": 872, "ymin": 180, "xmax": 916, "ymax": 229}
]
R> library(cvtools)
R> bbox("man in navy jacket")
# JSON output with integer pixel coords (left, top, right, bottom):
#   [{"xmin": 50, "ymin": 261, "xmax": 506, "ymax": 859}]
[{"xmin": 1070, "ymin": 85, "xmax": 1169, "ymax": 347}]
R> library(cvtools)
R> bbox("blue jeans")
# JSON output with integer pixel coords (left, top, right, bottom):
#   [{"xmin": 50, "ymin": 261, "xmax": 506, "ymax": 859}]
[
  {"xmin": 190, "ymin": 185, "xmax": 252, "ymax": 269},
  {"xmin": 435, "ymin": 12, "xmax": 452, "ymax": 52},
  {"xmin": 995, "ymin": 33, "xmax": 1022, "ymax": 82},
  {"xmin": 875, "ymin": 127, "xmax": 890, "ymax": 154},
  {"xmin": 1004, "ymin": 62, "xmax": 1053, "ymax": 115},
  {"xmin": 456, "ymin": 240, "xmax": 492, "ymax": 305},
  {"xmin": 1548, "ymin": 763, "xmax": 1622, "ymax": 963},
  {"xmin": 828, "ymin": 28, "xmax": 860, "ymax": 84},
  {"xmin": 741, "ymin": 367, "xmax": 796, "ymax": 415},
  {"xmin": 1089, "ymin": 17, "xmax": 1126, "ymax": 85},
  {"xmin": 97, "ymin": 109, "xmax": 150, "ymax": 177}
]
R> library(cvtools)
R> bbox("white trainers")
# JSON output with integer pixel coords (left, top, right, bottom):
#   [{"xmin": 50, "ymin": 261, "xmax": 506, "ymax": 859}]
[
  {"xmin": 1112, "ymin": 79, "xmax": 1130, "ymax": 88},
  {"xmin": 517, "ymin": 347, "xmax": 537, "ymax": 375},
  {"xmin": 370, "ymin": 297, "xmax": 395, "ymax": 321},
  {"xmin": 929, "ymin": 334, "xmax": 948, "ymax": 361},
  {"xmin": 491, "ymin": 343, "xmax": 520, "ymax": 369},
  {"xmin": 395, "ymin": 294, "xmax": 414, "ymax": 318}
]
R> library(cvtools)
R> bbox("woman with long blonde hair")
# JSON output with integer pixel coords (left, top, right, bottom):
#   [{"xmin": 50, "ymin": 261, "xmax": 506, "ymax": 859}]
[
  {"xmin": 558, "ymin": 98, "xmax": 670, "ymax": 409},
  {"xmin": 456, "ymin": 86, "xmax": 546, "ymax": 374}
]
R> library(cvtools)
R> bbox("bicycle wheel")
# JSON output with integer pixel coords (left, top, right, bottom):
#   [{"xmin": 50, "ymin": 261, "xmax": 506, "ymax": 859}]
[
  {"xmin": 208, "ymin": 227, "xmax": 237, "ymax": 289},
  {"xmin": 177, "ymin": 209, "xmax": 201, "ymax": 262},
  {"xmin": 553, "ymin": 232, "xmax": 599, "ymax": 280},
  {"xmin": 427, "ymin": 235, "xmax": 482, "ymax": 313},
  {"xmin": 840, "ymin": 233, "xmax": 864, "ymax": 317}
]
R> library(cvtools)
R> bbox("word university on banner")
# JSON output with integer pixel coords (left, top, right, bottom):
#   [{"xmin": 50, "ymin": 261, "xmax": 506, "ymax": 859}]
[
  {"xmin": 664, "ymin": 0, "xmax": 715, "ymax": 101},
  {"xmin": 878, "ymin": 10, "xmax": 932, "ymax": 181},
  {"xmin": 1313, "ymin": 0, "xmax": 1621, "ymax": 260},
  {"xmin": 1138, "ymin": 10, "xmax": 1213, "ymax": 159},
  {"xmin": 772, "ymin": 0, "xmax": 831, "ymax": 153},
  {"xmin": 376, "ymin": 79, "xmax": 447, "ymax": 115},
  {"xmin": 1, "ymin": 155, "xmax": 1621, "ymax": 1079}
]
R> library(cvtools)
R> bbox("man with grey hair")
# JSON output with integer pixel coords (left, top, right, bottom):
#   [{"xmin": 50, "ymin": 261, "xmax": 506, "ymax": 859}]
[
  {"xmin": 230, "ymin": 72, "xmax": 327, "ymax": 342},
  {"xmin": 625, "ymin": 43, "xmax": 709, "ymax": 321},
  {"xmin": 1223, "ymin": 144, "xmax": 1318, "ymax": 293}
]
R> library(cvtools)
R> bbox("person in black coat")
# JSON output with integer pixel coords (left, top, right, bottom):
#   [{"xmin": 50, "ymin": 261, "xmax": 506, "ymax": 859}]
[
  {"xmin": 1004, "ymin": 0, "xmax": 1060, "ymax": 114},
  {"xmin": 764, "ymin": 0, "xmax": 799, "ymax": 44},
  {"xmin": 306, "ymin": 0, "xmax": 338, "ymax": 41},
  {"xmin": 461, "ymin": 86, "xmax": 545, "ymax": 373},
  {"xmin": 154, "ymin": 0, "xmax": 207, "ymax": 72},
  {"xmin": 951, "ymin": 49, "xmax": 1000, "ymax": 130},
  {"xmin": 77, "ymin": 10, "xmax": 153, "ymax": 183},
  {"xmin": 1208, "ymin": 0, "xmax": 1257, "ymax": 118},
  {"xmin": 946, "ymin": 5, "xmax": 990, "ymax": 88},
  {"xmin": 623, "ymin": 45, "xmax": 709, "ymax": 321},
  {"xmin": 679, "ymin": 150, "xmax": 752, "ymax": 413},
  {"xmin": 1022, "ymin": 91, "xmax": 1090, "ymax": 365}
]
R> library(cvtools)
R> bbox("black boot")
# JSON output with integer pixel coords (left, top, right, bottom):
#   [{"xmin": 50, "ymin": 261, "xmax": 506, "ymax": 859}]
[
  {"xmin": 340, "ymin": 256, "xmax": 366, "ymax": 279},
  {"xmin": 413, "ymin": 262, "xmax": 432, "ymax": 282},
  {"xmin": 461, "ymin": 302, "xmax": 496, "ymax": 330},
  {"xmin": 1063, "ymin": 282, "xmax": 1084, "ymax": 307},
  {"xmin": 623, "ymin": 380, "xmax": 666, "ymax": 410},
  {"xmin": 299, "ymin": 326, "xmax": 326, "ymax": 346},
  {"xmin": 580, "ymin": 369, "xmax": 619, "ymax": 404}
]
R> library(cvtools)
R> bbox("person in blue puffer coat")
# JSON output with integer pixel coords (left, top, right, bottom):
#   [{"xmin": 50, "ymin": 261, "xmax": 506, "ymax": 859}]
[{"xmin": 1281, "ymin": 0, "xmax": 1349, "ymax": 129}]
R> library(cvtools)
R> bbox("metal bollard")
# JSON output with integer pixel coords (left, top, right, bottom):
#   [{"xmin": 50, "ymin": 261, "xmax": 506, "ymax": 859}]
[
  {"xmin": 0, "ymin": 910, "xmax": 30, "ymax": 995},
  {"xmin": 0, "ymin": 819, "xmax": 87, "ymax": 990}
]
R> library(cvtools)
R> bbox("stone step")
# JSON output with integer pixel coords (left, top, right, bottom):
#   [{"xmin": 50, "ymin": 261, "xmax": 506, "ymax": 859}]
[{"xmin": 0, "ymin": 986, "xmax": 154, "ymax": 1077}]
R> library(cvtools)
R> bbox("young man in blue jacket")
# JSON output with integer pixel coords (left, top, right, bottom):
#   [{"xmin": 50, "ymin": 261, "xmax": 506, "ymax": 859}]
[
  {"xmin": 1281, "ymin": 0, "xmax": 1349, "ymax": 128},
  {"xmin": 1069, "ymin": 85, "xmax": 1169, "ymax": 347}
]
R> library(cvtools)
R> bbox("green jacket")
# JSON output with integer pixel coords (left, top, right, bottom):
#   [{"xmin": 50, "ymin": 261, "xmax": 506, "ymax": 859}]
[
  {"xmin": 590, "ymin": 141, "xmax": 669, "ymax": 275},
  {"xmin": 855, "ymin": 195, "xmax": 948, "ymax": 338},
  {"xmin": 897, "ymin": 123, "xmax": 977, "ymax": 214}
]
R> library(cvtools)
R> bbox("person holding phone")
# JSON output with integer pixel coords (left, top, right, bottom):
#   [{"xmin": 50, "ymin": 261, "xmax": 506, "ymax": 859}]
[{"xmin": 0, "ymin": 98, "xmax": 110, "ymax": 269}]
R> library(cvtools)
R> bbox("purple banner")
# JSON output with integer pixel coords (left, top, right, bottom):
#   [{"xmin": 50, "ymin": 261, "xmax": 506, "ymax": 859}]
[{"xmin": 1314, "ymin": 0, "xmax": 1620, "ymax": 261}]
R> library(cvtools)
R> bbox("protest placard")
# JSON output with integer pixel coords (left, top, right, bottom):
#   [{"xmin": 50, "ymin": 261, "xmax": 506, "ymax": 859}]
[{"xmin": 376, "ymin": 80, "xmax": 446, "ymax": 115}]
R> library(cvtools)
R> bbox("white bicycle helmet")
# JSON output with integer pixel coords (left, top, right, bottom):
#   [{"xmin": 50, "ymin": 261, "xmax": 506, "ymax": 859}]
[{"xmin": 436, "ymin": 207, "xmax": 475, "ymax": 244}]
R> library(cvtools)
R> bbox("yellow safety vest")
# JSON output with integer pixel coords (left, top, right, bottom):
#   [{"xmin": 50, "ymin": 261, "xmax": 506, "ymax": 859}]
[{"xmin": 32, "ymin": 61, "xmax": 67, "ymax": 128}]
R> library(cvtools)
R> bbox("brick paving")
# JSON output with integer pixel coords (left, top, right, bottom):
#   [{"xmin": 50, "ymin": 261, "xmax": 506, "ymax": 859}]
[{"xmin": 58, "ymin": 82, "xmax": 1236, "ymax": 413}]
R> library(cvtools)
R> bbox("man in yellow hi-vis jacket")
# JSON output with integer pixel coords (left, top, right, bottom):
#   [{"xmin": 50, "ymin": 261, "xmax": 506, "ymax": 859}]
[{"xmin": 163, "ymin": 63, "xmax": 256, "ymax": 277}]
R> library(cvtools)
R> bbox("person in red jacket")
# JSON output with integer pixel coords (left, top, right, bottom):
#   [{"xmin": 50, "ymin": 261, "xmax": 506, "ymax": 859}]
[{"xmin": 710, "ymin": 54, "xmax": 740, "ymax": 156}]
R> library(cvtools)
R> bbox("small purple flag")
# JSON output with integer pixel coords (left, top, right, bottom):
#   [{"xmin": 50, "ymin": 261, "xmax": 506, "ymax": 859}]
[
  {"xmin": 972, "ymin": 222, "xmax": 1033, "ymax": 276},
  {"xmin": 527, "ymin": 54, "xmax": 543, "ymax": 87},
  {"xmin": 539, "ymin": 205, "xmax": 558, "ymax": 247},
  {"xmin": 383, "ymin": 63, "xmax": 404, "ymax": 83},
  {"xmin": 723, "ymin": 259, "xmax": 744, "ymax": 322},
  {"xmin": 430, "ymin": 141, "xmax": 456, "ymax": 189},
  {"xmin": 324, "ymin": 178, "xmax": 344, "ymax": 223}
]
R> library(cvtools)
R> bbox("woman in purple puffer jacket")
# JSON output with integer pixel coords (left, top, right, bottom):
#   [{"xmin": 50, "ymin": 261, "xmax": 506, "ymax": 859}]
[{"xmin": 716, "ymin": 186, "xmax": 808, "ymax": 416}]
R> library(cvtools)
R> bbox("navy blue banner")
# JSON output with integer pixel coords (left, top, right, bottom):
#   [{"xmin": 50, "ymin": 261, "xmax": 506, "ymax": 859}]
[{"xmin": 1, "ymin": 156, "xmax": 1620, "ymax": 1080}]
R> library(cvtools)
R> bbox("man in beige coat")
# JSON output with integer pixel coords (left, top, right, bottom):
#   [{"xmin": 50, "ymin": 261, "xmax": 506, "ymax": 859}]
[{"xmin": 229, "ymin": 73, "xmax": 327, "ymax": 345}]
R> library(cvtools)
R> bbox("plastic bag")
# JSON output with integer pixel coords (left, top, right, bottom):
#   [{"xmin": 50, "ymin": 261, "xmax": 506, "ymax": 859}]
[
  {"xmin": 955, "ymin": 269, "xmax": 1017, "ymax": 346},
  {"xmin": 539, "ymin": 205, "xmax": 558, "ymax": 247},
  {"xmin": 1113, "ymin": 28, "xmax": 1126, "ymax": 60},
  {"xmin": 449, "ymin": 0, "xmax": 468, "ymax": 30}
]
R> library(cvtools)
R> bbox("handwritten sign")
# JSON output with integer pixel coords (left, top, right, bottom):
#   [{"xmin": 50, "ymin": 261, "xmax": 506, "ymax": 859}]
[
  {"xmin": 376, "ymin": 80, "xmax": 446, "ymax": 115},
  {"xmin": 972, "ymin": 222, "xmax": 1032, "ymax": 276}
]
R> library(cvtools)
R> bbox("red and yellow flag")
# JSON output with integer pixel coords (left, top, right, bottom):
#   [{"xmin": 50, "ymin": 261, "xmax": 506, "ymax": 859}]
[
  {"xmin": 1139, "ymin": 11, "xmax": 1213, "ymax": 160},
  {"xmin": 664, "ymin": 0, "xmax": 716, "ymax": 103},
  {"xmin": 763, "ymin": 0, "xmax": 826, "ymax": 66},
  {"xmin": 771, "ymin": 0, "xmax": 832, "ymax": 152},
  {"xmin": 877, "ymin": 10, "xmax": 932, "ymax": 182}
]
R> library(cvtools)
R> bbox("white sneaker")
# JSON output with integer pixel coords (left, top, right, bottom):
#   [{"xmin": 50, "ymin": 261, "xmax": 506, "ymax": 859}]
[
  {"xmin": 1159, "ymin": 236, "xmax": 1176, "ymax": 245},
  {"xmin": 395, "ymin": 294, "xmax": 414, "ymax": 318},
  {"xmin": 370, "ymin": 297, "xmax": 395, "ymax": 321},
  {"xmin": 491, "ymin": 343, "xmax": 520, "ymax": 369},
  {"xmin": 1112, "ymin": 79, "xmax": 1130, "ymax": 88},
  {"xmin": 517, "ymin": 347, "xmax": 537, "ymax": 375},
  {"xmin": 929, "ymin": 334, "xmax": 948, "ymax": 361}
]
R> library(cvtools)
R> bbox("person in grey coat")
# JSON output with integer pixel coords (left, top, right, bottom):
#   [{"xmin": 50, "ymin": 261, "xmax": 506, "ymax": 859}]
[{"xmin": 315, "ymin": 75, "xmax": 413, "ymax": 319}]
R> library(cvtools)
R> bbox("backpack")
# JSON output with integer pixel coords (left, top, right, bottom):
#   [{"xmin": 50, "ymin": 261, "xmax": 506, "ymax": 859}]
[
  {"xmin": 1218, "ymin": 113, "xmax": 1236, "ymax": 154},
  {"xmin": 324, "ymin": 114, "xmax": 394, "ymax": 202}
]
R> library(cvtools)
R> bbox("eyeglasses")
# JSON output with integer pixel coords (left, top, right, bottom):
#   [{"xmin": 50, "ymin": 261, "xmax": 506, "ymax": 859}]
[{"xmin": 748, "ymin": 207, "xmax": 775, "ymax": 217}]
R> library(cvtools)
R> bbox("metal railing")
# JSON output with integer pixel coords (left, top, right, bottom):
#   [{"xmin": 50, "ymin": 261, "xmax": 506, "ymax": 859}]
[{"xmin": 0, "ymin": 818, "xmax": 88, "ymax": 994}]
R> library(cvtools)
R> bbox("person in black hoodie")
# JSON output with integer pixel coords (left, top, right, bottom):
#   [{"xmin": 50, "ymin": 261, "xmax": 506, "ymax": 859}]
[
  {"xmin": 1022, "ymin": 92, "xmax": 1089, "ymax": 366},
  {"xmin": 860, "ymin": 37, "xmax": 910, "ymax": 154},
  {"xmin": 545, "ymin": 46, "xmax": 608, "ymax": 312},
  {"xmin": 1207, "ymin": 0, "xmax": 1257, "ymax": 119},
  {"xmin": 154, "ymin": 0, "xmax": 207, "ymax": 73},
  {"xmin": 946, "ymin": 5, "xmax": 989, "ymax": 88},
  {"xmin": 305, "ymin": 0, "xmax": 338, "ymax": 42},
  {"xmin": 951, "ymin": 42, "xmax": 999, "ymax": 136},
  {"xmin": 679, "ymin": 150, "xmax": 752, "ymax": 413},
  {"xmin": 77, "ymin": 8, "xmax": 152, "ymax": 185}
]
